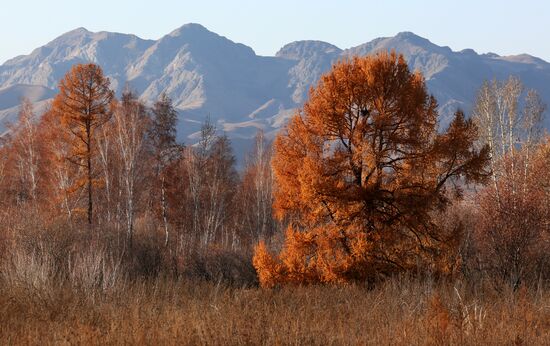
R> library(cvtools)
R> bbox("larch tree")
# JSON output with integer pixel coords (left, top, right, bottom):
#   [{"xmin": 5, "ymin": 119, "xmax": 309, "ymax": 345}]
[
  {"xmin": 51, "ymin": 63, "xmax": 114, "ymax": 226},
  {"xmin": 254, "ymin": 52, "xmax": 490, "ymax": 287}
]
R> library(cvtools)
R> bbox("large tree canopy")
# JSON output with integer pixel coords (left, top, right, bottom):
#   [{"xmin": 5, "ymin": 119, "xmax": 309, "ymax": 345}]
[{"xmin": 254, "ymin": 51, "xmax": 490, "ymax": 287}]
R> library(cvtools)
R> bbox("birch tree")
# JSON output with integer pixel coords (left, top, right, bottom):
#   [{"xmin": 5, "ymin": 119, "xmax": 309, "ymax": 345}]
[
  {"xmin": 112, "ymin": 90, "xmax": 150, "ymax": 246},
  {"xmin": 177, "ymin": 119, "xmax": 237, "ymax": 250},
  {"xmin": 472, "ymin": 77, "xmax": 547, "ymax": 287},
  {"xmin": 40, "ymin": 108, "xmax": 83, "ymax": 224},
  {"xmin": 183, "ymin": 120, "xmax": 215, "ymax": 247},
  {"xmin": 96, "ymin": 121, "xmax": 116, "ymax": 225},
  {"xmin": 9, "ymin": 98, "xmax": 40, "ymax": 204},
  {"xmin": 472, "ymin": 77, "xmax": 546, "ymax": 203},
  {"xmin": 477, "ymin": 139, "xmax": 550, "ymax": 287},
  {"xmin": 203, "ymin": 135, "xmax": 237, "ymax": 247},
  {"xmin": 238, "ymin": 130, "xmax": 276, "ymax": 246},
  {"xmin": 149, "ymin": 93, "xmax": 180, "ymax": 246}
]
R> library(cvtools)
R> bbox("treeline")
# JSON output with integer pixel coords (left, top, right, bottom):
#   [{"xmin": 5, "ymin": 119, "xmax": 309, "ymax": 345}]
[
  {"xmin": 0, "ymin": 64, "xmax": 276, "ymax": 281},
  {"xmin": 0, "ymin": 56, "xmax": 549, "ymax": 288}
]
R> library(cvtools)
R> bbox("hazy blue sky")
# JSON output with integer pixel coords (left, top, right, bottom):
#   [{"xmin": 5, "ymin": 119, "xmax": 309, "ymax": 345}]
[{"xmin": 1, "ymin": 0, "xmax": 547, "ymax": 64}]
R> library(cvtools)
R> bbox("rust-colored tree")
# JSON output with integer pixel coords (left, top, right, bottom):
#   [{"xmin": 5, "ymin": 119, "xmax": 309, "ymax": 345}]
[
  {"xmin": 254, "ymin": 52, "xmax": 490, "ymax": 287},
  {"xmin": 50, "ymin": 63, "xmax": 114, "ymax": 225}
]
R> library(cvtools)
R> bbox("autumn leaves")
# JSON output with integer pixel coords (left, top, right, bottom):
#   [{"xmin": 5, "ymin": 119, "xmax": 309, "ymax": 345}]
[
  {"xmin": 254, "ymin": 52, "xmax": 491, "ymax": 287},
  {"xmin": 1, "ymin": 52, "xmax": 547, "ymax": 288},
  {"xmin": 51, "ymin": 64, "xmax": 114, "ymax": 225}
]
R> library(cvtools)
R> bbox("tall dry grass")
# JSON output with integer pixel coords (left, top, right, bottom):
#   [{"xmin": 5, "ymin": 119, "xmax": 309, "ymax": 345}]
[
  {"xmin": 1, "ymin": 250, "xmax": 549, "ymax": 345},
  {"xmin": 0, "ymin": 223, "xmax": 548, "ymax": 345}
]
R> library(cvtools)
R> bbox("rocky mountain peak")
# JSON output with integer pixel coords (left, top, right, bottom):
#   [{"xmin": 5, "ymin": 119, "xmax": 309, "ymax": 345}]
[
  {"xmin": 1, "ymin": 25, "xmax": 549, "ymax": 165},
  {"xmin": 276, "ymin": 40, "xmax": 342, "ymax": 60}
]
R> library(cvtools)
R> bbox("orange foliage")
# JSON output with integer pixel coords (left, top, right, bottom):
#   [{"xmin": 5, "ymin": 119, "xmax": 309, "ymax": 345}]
[
  {"xmin": 254, "ymin": 52, "xmax": 490, "ymax": 287},
  {"xmin": 49, "ymin": 63, "xmax": 114, "ymax": 225}
]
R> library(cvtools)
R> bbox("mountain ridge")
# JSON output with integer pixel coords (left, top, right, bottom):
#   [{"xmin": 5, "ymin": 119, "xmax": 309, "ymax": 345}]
[{"xmin": 1, "ymin": 25, "xmax": 549, "ymax": 163}]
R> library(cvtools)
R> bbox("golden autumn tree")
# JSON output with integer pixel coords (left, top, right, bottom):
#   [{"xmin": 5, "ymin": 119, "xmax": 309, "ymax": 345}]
[
  {"xmin": 50, "ymin": 63, "xmax": 114, "ymax": 225},
  {"xmin": 254, "ymin": 52, "xmax": 490, "ymax": 287}
]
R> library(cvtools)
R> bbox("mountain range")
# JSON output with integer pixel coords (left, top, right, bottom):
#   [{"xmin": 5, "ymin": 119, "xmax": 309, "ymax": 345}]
[{"xmin": 1, "ymin": 23, "xmax": 550, "ymax": 162}]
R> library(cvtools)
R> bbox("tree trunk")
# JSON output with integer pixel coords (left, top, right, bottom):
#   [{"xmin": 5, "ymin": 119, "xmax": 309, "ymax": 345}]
[
  {"xmin": 87, "ymin": 121, "xmax": 93, "ymax": 226},
  {"xmin": 161, "ymin": 176, "xmax": 169, "ymax": 247}
]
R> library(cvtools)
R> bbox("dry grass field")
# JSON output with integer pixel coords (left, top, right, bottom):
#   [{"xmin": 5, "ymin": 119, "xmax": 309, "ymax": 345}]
[
  {"xmin": 1, "ymin": 242, "xmax": 548, "ymax": 345},
  {"xmin": 1, "ymin": 52, "xmax": 550, "ymax": 346}
]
